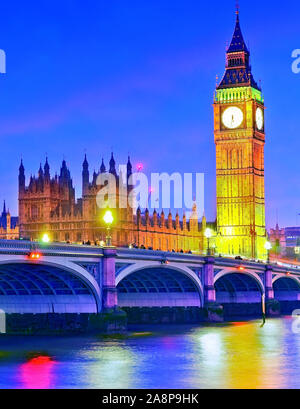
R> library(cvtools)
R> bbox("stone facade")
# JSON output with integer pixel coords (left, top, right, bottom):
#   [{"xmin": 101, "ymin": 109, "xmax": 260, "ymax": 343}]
[
  {"xmin": 269, "ymin": 224, "xmax": 286, "ymax": 256},
  {"xmin": 214, "ymin": 12, "xmax": 267, "ymax": 260},
  {"xmin": 269, "ymin": 224, "xmax": 300, "ymax": 260},
  {"xmin": 0, "ymin": 202, "xmax": 19, "ymax": 240},
  {"xmin": 18, "ymin": 156, "xmax": 213, "ymax": 254}
]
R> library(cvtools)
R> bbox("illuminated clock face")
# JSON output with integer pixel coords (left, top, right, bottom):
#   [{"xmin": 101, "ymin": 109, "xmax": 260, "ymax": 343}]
[
  {"xmin": 256, "ymin": 107, "xmax": 264, "ymax": 130},
  {"xmin": 222, "ymin": 107, "xmax": 244, "ymax": 129}
]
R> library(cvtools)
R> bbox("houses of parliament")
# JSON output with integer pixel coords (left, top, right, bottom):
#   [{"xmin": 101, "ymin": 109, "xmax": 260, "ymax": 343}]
[
  {"xmin": 16, "ymin": 10, "xmax": 267, "ymax": 259},
  {"xmin": 18, "ymin": 154, "xmax": 210, "ymax": 253}
]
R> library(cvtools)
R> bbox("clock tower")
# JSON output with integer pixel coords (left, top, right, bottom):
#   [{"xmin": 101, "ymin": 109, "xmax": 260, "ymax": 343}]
[{"xmin": 214, "ymin": 10, "xmax": 266, "ymax": 260}]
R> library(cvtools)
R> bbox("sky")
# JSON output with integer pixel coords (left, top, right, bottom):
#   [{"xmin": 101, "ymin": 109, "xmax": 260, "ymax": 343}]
[{"xmin": 0, "ymin": 0, "xmax": 299, "ymax": 228}]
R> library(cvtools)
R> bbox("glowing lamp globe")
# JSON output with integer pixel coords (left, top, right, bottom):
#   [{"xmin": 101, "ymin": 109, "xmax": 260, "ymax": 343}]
[
  {"xmin": 264, "ymin": 241, "xmax": 272, "ymax": 251},
  {"xmin": 103, "ymin": 210, "xmax": 114, "ymax": 225},
  {"xmin": 42, "ymin": 233, "xmax": 50, "ymax": 243},
  {"xmin": 205, "ymin": 228, "xmax": 213, "ymax": 239}
]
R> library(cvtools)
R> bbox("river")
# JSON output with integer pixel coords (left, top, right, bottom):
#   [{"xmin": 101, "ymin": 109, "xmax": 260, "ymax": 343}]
[{"xmin": 0, "ymin": 317, "xmax": 299, "ymax": 389}]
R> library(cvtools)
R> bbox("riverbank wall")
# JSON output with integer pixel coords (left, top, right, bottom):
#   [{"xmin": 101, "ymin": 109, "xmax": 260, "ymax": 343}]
[
  {"xmin": 2, "ymin": 309, "xmax": 127, "ymax": 335},
  {"xmin": 2, "ymin": 301, "xmax": 299, "ymax": 334}
]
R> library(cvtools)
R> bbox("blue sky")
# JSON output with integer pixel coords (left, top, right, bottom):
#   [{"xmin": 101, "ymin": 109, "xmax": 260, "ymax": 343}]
[{"xmin": 0, "ymin": 0, "xmax": 299, "ymax": 228}]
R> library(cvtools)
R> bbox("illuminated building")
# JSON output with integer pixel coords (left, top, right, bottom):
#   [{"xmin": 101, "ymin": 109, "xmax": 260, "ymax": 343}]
[
  {"xmin": 18, "ymin": 10, "xmax": 267, "ymax": 258},
  {"xmin": 269, "ymin": 224, "xmax": 300, "ymax": 259},
  {"xmin": 214, "ymin": 10, "xmax": 266, "ymax": 259},
  {"xmin": 0, "ymin": 201, "xmax": 19, "ymax": 240},
  {"xmin": 19, "ymin": 156, "xmax": 212, "ymax": 253}
]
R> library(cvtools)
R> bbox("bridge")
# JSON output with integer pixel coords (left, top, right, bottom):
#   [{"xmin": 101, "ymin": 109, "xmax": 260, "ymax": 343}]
[{"xmin": 0, "ymin": 240, "xmax": 300, "ymax": 321}]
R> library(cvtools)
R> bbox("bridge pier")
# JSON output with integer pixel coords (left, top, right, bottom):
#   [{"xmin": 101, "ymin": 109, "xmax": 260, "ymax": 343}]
[
  {"xmin": 202, "ymin": 257, "xmax": 224, "ymax": 322},
  {"xmin": 202, "ymin": 256, "xmax": 216, "ymax": 303},
  {"xmin": 264, "ymin": 265, "xmax": 274, "ymax": 301},
  {"xmin": 101, "ymin": 247, "xmax": 118, "ymax": 310},
  {"xmin": 264, "ymin": 265, "xmax": 280, "ymax": 316}
]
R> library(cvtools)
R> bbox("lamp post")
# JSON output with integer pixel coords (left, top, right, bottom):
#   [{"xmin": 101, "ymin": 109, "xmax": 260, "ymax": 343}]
[
  {"xmin": 103, "ymin": 210, "xmax": 114, "ymax": 246},
  {"xmin": 265, "ymin": 240, "xmax": 272, "ymax": 264},
  {"xmin": 261, "ymin": 292, "xmax": 266, "ymax": 326},
  {"xmin": 205, "ymin": 228, "xmax": 213, "ymax": 256}
]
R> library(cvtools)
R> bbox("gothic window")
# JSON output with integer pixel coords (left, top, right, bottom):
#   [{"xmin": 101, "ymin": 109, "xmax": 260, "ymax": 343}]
[{"xmin": 31, "ymin": 205, "xmax": 38, "ymax": 220}]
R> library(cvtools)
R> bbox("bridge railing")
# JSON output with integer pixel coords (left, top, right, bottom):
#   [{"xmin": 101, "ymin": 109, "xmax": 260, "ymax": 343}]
[
  {"xmin": 0, "ymin": 240, "xmax": 300, "ymax": 276},
  {"xmin": 0, "ymin": 239, "xmax": 104, "ymax": 258}
]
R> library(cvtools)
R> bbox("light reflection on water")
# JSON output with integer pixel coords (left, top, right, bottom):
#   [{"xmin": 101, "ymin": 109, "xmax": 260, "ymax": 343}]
[
  {"xmin": 19, "ymin": 356, "xmax": 57, "ymax": 389},
  {"xmin": 0, "ymin": 317, "xmax": 300, "ymax": 389}
]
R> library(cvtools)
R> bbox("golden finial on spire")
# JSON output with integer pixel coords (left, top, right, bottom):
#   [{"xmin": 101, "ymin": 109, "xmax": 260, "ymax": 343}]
[{"xmin": 236, "ymin": 0, "xmax": 240, "ymax": 15}]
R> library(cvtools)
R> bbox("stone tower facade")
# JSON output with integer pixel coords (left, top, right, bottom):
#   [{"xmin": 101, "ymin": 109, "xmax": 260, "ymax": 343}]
[{"xmin": 214, "ymin": 11, "xmax": 266, "ymax": 259}]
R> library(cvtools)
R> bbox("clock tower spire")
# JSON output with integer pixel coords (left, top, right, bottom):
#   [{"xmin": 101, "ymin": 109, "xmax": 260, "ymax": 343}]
[{"xmin": 214, "ymin": 10, "xmax": 266, "ymax": 260}]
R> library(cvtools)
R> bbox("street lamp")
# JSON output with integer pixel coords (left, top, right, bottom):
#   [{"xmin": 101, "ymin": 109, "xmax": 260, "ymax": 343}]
[
  {"xmin": 41, "ymin": 233, "xmax": 50, "ymax": 243},
  {"xmin": 265, "ymin": 240, "xmax": 272, "ymax": 263},
  {"xmin": 103, "ymin": 210, "xmax": 114, "ymax": 246},
  {"xmin": 205, "ymin": 228, "xmax": 213, "ymax": 256}
]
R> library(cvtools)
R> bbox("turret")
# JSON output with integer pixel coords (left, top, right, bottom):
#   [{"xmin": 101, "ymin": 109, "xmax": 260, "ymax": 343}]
[
  {"xmin": 183, "ymin": 212, "xmax": 187, "ymax": 230},
  {"xmin": 109, "ymin": 153, "xmax": 117, "ymax": 176},
  {"xmin": 60, "ymin": 160, "xmax": 69, "ymax": 184},
  {"xmin": 190, "ymin": 202, "xmax": 198, "ymax": 231},
  {"xmin": 1, "ymin": 201, "xmax": 6, "ymax": 218},
  {"xmin": 37, "ymin": 163, "xmax": 44, "ymax": 191},
  {"xmin": 100, "ymin": 158, "xmax": 106, "ymax": 173},
  {"xmin": 202, "ymin": 212, "xmax": 207, "ymax": 232},
  {"xmin": 127, "ymin": 156, "xmax": 132, "ymax": 182},
  {"xmin": 217, "ymin": 10, "xmax": 260, "ymax": 91},
  {"xmin": 153, "ymin": 209, "xmax": 158, "ymax": 226},
  {"xmin": 6, "ymin": 209, "xmax": 11, "ymax": 232},
  {"xmin": 160, "ymin": 210, "xmax": 165, "ymax": 227},
  {"xmin": 18, "ymin": 159, "xmax": 25, "ymax": 191},
  {"xmin": 92, "ymin": 170, "xmax": 97, "ymax": 186},
  {"xmin": 44, "ymin": 157, "xmax": 50, "ymax": 182},
  {"xmin": 176, "ymin": 211, "xmax": 180, "ymax": 229},
  {"xmin": 137, "ymin": 207, "xmax": 141, "ymax": 225},
  {"xmin": 168, "ymin": 210, "xmax": 173, "ymax": 229},
  {"xmin": 82, "ymin": 154, "xmax": 89, "ymax": 195},
  {"xmin": 145, "ymin": 208, "xmax": 150, "ymax": 225}
]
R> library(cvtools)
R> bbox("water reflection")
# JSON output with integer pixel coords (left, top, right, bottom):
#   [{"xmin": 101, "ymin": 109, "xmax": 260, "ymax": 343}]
[
  {"xmin": 19, "ymin": 355, "xmax": 57, "ymax": 389},
  {"xmin": 80, "ymin": 343, "xmax": 135, "ymax": 389},
  {"xmin": 0, "ymin": 318, "xmax": 300, "ymax": 389},
  {"xmin": 222, "ymin": 321, "xmax": 282, "ymax": 388}
]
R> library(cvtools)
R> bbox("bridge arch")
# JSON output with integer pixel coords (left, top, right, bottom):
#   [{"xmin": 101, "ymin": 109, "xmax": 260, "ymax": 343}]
[
  {"xmin": 273, "ymin": 275, "xmax": 300, "ymax": 301},
  {"xmin": 116, "ymin": 262, "xmax": 204, "ymax": 307},
  {"xmin": 214, "ymin": 269, "xmax": 264, "ymax": 304},
  {"xmin": 0, "ymin": 259, "xmax": 101, "ymax": 313}
]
